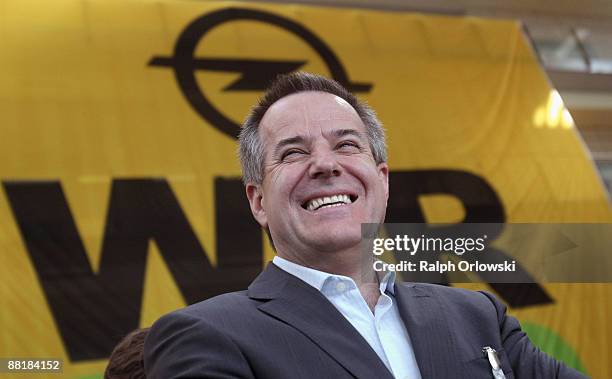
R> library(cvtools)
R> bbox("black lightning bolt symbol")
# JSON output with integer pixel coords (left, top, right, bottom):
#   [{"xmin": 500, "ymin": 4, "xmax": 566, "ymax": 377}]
[
  {"xmin": 148, "ymin": 8, "xmax": 372, "ymax": 139},
  {"xmin": 149, "ymin": 57, "xmax": 307, "ymax": 91}
]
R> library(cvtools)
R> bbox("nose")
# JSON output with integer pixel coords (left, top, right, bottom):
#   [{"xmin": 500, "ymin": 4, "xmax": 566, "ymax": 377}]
[{"xmin": 308, "ymin": 150, "xmax": 342, "ymax": 179}]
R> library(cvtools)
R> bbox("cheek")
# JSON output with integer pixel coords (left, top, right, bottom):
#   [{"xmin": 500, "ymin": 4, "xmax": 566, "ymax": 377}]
[
  {"xmin": 276, "ymin": 165, "xmax": 308, "ymax": 191},
  {"xmin": 263, "ymin": 171, "xmax": 298, "ymax": 208},
  {"xmin": 353, "ymin": 166, "xmax": 382, "ymax": 190}
]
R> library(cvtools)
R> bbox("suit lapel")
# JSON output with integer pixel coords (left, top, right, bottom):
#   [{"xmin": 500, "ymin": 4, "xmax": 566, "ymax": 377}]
[
  {"xmin": 395, "ymin": 283, "xmax": 462, "ymax": 379},
  {"xmin": 249, "ymin": 264, "xmax": 394, "ymax": 379}
]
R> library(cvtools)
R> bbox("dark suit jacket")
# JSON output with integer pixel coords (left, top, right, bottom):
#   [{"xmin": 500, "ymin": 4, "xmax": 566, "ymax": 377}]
[{"xmin": 144, "ymin": 263, "xmax": 587, "ymax": 378}]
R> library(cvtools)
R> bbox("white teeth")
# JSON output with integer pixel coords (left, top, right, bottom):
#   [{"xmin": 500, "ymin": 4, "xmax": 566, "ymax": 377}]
[{"xmin": 305, "ymin": 194, "xmax": 353, "ymax": 211}]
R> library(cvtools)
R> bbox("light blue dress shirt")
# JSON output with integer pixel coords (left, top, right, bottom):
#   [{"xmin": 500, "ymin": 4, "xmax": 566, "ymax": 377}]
[{"xmin": 273, "ymin": 256, "xmax": 422, "ymax": 379}]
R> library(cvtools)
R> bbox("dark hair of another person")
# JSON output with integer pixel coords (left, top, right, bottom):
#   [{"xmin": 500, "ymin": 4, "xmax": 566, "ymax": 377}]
[{"xmin": 104, "ymin": 327, "xmax": 150, "ymax": 379}]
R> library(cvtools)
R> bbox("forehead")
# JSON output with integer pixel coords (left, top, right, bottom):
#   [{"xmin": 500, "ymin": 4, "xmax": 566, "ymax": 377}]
[{"xmin": 259, "ymin": 91, "xmax": 365, "ymax": 142}]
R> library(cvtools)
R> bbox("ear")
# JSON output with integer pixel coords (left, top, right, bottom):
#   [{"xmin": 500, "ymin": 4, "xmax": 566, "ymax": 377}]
[
  {"xmin": 377, "ymin": 162, "xmax": 389, "ymax": 203},
  {"xmin": 246, "ymin": 183, "xmax": 268, "ymax": 228}
]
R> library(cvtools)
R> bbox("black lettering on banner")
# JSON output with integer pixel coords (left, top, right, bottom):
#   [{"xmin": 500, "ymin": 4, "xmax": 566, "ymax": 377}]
[
  {"xmin": 3, "ymin": 170, "xmax": 555, "ymax": 361},
  {"xmin": 3, "ymin": 178, "xmax": 261, "ymax": 361},
  {"xmin": 386, "ymin": 170, "xmax": 553, "ymax": 308}
]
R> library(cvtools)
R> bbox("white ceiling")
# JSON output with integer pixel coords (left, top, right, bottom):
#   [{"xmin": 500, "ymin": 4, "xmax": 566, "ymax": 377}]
[{"xmin": 245, "ymin": 0, "xmax": 612, "ymax": 25}]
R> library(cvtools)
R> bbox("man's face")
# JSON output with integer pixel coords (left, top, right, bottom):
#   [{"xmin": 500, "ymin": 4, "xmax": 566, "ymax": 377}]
[{"xmin": 246, "ymin": 91, "xmax": 389, "ymax": 255}]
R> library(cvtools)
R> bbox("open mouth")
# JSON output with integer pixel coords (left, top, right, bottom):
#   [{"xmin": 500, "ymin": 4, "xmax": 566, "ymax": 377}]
[{"xmin": 301, "ymin": 194, "xmax": 358, "ymax": 211}]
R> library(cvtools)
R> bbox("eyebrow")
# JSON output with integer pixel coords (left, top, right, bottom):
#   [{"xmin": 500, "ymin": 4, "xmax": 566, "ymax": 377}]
[
  {"xmin": 333, "ymin": 128, "xmax": 364, "ymax": 139},
  {"xmin": 272, "ymin": 129, "xmax": 366, "ymax": 158}
]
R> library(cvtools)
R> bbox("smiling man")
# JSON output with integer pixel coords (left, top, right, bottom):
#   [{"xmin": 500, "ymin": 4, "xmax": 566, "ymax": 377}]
[
  {"xmin": 144, "ymin": 72, "xmax": 586, "ymax": 379},
  {"xmin": 244, "ymin": 84, "xmax": 389, "ymax": 292}
]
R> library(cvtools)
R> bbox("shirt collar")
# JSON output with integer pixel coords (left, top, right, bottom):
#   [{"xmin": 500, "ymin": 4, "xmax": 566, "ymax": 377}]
[
  {"xmin": 381, "ymin": 270, "xmax": 396, "ymax": 295},
  {"xmin": 272, "ymin": 256, "xmax": 396, "ymax": 295}
]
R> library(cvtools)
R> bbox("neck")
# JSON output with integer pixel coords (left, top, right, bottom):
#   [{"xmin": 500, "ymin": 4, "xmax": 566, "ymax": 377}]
[{"xmin": 277, "ymin": 246, "xmax": 378, "ymax": 287}]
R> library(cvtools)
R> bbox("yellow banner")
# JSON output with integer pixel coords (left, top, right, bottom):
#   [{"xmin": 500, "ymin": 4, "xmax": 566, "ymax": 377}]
[{"xmin": 0, "ymin": 0, "xmax": 610, "ymax": 378}]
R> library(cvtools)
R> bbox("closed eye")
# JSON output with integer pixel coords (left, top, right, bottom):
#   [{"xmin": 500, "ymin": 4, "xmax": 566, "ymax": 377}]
[
  {"xmin": 336, "ymin": 141, "xmax": 361, "ymax": 150},
  {"xmin": 282, "ymin": 148, "xmax": 307, "ymax": 161}
]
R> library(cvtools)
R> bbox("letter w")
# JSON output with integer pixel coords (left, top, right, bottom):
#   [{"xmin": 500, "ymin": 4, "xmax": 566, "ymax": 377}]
[{"xmin": 3, "ymin": 178, "xmax": 261, "ymax": 361}]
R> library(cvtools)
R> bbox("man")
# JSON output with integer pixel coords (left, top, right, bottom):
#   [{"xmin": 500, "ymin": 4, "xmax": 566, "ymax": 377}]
[{"xmin": 144, "ymin": 72, "xmax": 586, "ymax": 378}]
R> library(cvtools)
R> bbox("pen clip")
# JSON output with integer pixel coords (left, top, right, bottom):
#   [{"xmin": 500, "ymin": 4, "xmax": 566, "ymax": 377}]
[{"xmin": 482, "ymin": 346, "xmax": 506, "ymax": 379}]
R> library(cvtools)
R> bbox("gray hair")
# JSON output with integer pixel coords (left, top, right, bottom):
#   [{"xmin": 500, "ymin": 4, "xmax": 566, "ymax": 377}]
[{"xmin": 238, "ymin": 72, "xmax": 387, "ymax": 184}]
